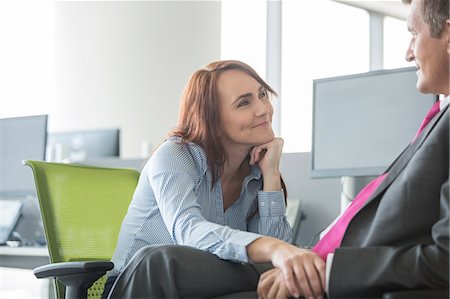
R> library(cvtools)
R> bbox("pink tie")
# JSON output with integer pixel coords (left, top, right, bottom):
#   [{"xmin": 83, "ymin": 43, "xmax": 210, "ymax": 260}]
[
  {"xmin": 312, "ymin": 173, "xmax": 387, "ymax": 261},
  {"xmin": 312, "ymin": 102, "xmax": 442, "ymax": 261},
  {"xmin": 412, "ymin": 101, "xmax": 441, "ymax": 142}
]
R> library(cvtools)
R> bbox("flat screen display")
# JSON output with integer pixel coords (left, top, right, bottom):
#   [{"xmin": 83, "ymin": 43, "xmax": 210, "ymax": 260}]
[
  {"xmin": 0, "ymin": 115, "xmax": 48, "ymax": 196},
  {"xmin": 47, "ymin": 128, "xmax": 120, "ymax": 162}
]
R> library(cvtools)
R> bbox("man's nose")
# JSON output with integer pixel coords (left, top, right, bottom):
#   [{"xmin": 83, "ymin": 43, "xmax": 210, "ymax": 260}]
[{"xmin": 405, "ymin": 40, "xmax": 415, "ymax": 62}]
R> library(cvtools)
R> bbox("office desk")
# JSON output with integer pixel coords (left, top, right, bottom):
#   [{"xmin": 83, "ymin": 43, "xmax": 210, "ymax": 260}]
[
  {"xmin": 0, "ymin": 246, "xmax": 54, "ymax": 298},
  {"xmin": 0, "ymin": 246, "xmax": 49, "ymax": 269}
]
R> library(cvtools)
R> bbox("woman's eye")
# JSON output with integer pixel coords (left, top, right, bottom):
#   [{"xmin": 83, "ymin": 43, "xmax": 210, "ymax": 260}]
[
  {"xmin": 237, "ymin": 99, "xmax": 250, "ymax": 107},
  {"xmin": 259, "ymin": 90, "xmax": 268, "ymax": 99}
]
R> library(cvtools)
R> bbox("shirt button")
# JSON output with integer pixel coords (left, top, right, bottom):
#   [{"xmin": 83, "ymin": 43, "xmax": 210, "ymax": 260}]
[{"xmin": 261, "ymin": 202, "xmax": 266, "ymax": 207}]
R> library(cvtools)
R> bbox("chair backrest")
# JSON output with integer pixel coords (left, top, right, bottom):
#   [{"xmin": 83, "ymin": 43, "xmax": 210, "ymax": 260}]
[{"xmin": 25, "ymin": 160, "xmax": 140, "ymax": 298}]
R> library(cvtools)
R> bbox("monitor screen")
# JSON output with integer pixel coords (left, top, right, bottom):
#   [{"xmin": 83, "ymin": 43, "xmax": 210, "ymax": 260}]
[
  {"xmin": 311, "ymin": 67, "xmax": 435, "ymax": 178},
  {"xmin": 47, "ymin": 128, "xmax": 120, "ymax": 162},
  {"xmin": 0, "ymin": 115, "xmax": 48, "ymax": 196}
]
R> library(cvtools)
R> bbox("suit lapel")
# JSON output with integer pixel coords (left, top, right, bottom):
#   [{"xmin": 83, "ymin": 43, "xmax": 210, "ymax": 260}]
[{"xmin": 362, "ymin": 104, "xmax": 449, "ymax": 207}]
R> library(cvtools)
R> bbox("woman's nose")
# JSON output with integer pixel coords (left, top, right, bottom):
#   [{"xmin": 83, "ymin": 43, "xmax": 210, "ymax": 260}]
[{"xmin": 255, "ymin": 100, "xmax": 271, "ymax": 117}]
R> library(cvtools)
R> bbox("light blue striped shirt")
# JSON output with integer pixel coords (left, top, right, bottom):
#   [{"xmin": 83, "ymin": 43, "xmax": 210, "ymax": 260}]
[{"xmin": 110, "ymin": 137, "xmax": 291, "ymax": 276}]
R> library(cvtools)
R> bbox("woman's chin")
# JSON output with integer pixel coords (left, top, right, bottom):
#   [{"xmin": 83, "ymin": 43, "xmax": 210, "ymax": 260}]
[{"xmin": 257, "ymin": 132, "xmax": 276, "ymax": 144}]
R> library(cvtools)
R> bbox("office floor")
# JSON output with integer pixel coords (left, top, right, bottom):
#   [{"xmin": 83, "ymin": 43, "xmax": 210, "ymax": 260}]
[{"xmin": 0, "ymin": 267, "xmax": 49, "ymax": 299}]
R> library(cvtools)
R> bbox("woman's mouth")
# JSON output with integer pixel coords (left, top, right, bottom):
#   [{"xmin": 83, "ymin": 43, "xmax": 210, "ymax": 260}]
[{"xmin": 252, "ymin": 121, "xmax": 270, "ymax": 128}]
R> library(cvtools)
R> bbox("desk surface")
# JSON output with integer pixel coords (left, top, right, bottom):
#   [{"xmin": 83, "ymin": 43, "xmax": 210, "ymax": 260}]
[{"xmin": 0, "ymin": 246, "xmax": 49, "ymax": 269}]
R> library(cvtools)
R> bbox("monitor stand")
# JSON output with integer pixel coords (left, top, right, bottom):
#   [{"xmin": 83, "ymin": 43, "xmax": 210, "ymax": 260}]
[{"xmin": 340, "ymin": 176, "xmax": 376, "ymax": 212}]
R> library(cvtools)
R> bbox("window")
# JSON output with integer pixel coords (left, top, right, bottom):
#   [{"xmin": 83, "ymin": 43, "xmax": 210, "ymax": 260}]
[
  {"xmin": 281, "ymin": 0, "xmax": 369, "ymax": 152},
  {"xmin": 384, "ymin": 16, "xmax": 413, "ymax": 69}
]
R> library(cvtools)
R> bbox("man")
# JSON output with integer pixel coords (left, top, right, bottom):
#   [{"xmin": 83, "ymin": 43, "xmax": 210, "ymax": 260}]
[{"xmin": 258, "ymin": 0, "xmax": 449, "ymax": 298}]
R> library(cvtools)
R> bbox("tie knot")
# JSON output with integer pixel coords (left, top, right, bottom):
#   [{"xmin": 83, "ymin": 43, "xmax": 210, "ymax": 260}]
[
  {"xmin": 425, "ymin": 101, "xmax": 441, "ymax": 120},
  {"xmin": 413, "ymin": 101, "xmax": 441, "ymax": 142}
]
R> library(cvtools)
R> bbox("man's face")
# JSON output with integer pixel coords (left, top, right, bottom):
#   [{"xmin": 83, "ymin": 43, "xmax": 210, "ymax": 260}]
[{"xmin": 405, "ymin": 0, "xmax": 449, "ymax": 96}]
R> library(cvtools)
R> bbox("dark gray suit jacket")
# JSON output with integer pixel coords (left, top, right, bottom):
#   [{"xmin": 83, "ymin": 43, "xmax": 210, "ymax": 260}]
[{"xmin": 329, "ymin": 104, "xmax": 449, "ymax": 298}]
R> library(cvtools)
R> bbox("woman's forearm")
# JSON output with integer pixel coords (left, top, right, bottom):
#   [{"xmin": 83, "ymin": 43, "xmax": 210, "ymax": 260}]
[
  {"xmin": 262, "ymin": 172, "xmax": 282, "ymax": 191},
  {"xmin": 246, "ymin": 236, "xmax": 284, "ymax": 263}
]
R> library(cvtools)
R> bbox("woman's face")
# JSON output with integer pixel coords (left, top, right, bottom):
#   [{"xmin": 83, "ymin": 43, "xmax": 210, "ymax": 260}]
[{"xmin": 217, "ymin": 69, "xmax": 275, "ymax": 150}]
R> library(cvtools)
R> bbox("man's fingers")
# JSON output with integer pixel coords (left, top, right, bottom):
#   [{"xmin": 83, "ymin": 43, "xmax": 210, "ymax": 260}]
[
  {"xmin": 267, "ymin": 282, "xmax": 279, "ymax": 299},
  {"xmin": 276, "ymin": 284, "xmax": 289, "ymax": 299},
  {"xmin": 257, "ymin": 277, "xmax": 269, "ymax": 298},
  {"xmin": 257, "ymin": 269, "xmax": 277, "ymax": 299}
]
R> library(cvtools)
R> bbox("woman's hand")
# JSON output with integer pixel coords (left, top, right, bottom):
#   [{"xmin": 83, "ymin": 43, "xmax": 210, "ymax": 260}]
[
  {"xmin": 257, "ymin": 268, "xmax": 291, "ymax": 299},
  {"xmin": 249, "ymin": 138, "xmax": 284, "ymax": 191},
  {"xmin": 271, "ymin": 242, "xmax": 326, "ymax": 299}
]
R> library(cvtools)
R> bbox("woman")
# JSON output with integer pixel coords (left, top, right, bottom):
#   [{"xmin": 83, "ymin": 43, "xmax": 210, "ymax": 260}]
[{"xmin": 103, "ymin": 60, "xmax": 325, "ymax": 299}]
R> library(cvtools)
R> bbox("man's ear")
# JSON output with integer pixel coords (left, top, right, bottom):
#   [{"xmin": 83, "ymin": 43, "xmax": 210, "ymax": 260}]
[{"xmin": 447, "ymin": 19, "xmax": 450, "ymax": 55}]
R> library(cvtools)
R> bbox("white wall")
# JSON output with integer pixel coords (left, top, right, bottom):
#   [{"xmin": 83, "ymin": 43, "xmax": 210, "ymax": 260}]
[
  {"xmin": 53, "ymin": 1, "xmax": 221, "ymax": 158},
  {"xmin": 0, "ymin": 0, "xmax": 55, "ymax": 119}
]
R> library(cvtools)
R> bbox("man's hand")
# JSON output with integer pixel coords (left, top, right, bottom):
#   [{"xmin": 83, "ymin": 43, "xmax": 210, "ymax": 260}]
[
  {"xmin": 271, "ymin": 244, "xmax": 326, "ymax": 299},
  {"xmin": 248, "ymin": 238, "xmax": 326, "ymax": 298},
  {"xmin": 257, "ymin": 268, "xmax": 291, "ymax": 299}
]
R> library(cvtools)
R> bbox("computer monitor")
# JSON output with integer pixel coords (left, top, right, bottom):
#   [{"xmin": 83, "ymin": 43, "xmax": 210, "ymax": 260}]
[
  {"xmin": 0, "ymin": 115, "xmax": 48, "ymax": 196},
  {"xmin": 47, "ymin": 128, "xmax": 120, "ymax": 162},
  {"xmin": 311, "ymin": 67, "xmax": 436, "ymax": 178}
]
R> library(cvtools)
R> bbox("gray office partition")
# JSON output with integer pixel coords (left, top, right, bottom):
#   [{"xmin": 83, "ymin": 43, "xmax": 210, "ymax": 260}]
[{"xmin": 280, "ymin": 152, "xmax": 341, "ymax": 246}]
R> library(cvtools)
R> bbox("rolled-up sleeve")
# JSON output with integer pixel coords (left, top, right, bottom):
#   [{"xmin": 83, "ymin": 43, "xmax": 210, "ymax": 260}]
[{"xmin": 248, "ymin": 190, "xmax": 292, "ymax": 242}]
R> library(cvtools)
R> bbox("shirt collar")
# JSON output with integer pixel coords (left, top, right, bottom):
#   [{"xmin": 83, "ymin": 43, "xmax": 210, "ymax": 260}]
[
  {"xmin": 440, "ymin": 95, "xmax": 450, "ymax": 110},
  {"xmin": 249, "ymin": 164, "xmax": 262, "ymax": 180}
]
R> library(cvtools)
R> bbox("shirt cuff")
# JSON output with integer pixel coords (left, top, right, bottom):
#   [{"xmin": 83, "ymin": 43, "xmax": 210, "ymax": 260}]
[
  {"xmin": 325, "ymin": 253, "xmax": 334, "ymax": 294},
  {"xmin": 225, "ymin": 230, "xmax": 261, "ymax": 263},
  {"xmin": 257, "ymin": 190, "xmax": 286, "ymax": 217}
]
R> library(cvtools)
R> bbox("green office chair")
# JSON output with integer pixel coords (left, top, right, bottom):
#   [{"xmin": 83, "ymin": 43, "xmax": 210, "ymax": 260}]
[{"xmin": 25, "ymin": 160, "xmax": 140, "ymax": 299}]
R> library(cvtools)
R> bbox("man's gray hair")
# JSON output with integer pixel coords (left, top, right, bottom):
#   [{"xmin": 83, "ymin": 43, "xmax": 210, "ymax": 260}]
[{"xmin": 402, "ymin": 0, "xmax": 449, "ymax": 38}]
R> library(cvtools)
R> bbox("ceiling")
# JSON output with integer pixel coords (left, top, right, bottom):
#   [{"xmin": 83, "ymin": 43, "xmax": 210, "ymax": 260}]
[{"xmin": 334, "ymin": 0, "xmax": 409, "ymax": 20}]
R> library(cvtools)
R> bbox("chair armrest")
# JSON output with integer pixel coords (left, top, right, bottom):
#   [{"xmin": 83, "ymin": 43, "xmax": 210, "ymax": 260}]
[
  {"xmin": 34, "ymin": 261, "xmax": 113, "ymax": 278},
  {"xmin": 34, "ymin": 261, "xmax": 114, "ymax": 299},
  {"xmin": 383, "ymin": 289, "xmax": 449, "ymax": 299}
]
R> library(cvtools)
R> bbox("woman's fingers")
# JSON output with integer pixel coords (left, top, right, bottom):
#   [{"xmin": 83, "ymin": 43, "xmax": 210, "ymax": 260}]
[
  {"xmin": 293, "ymin": 264, "xmax": 315, "ymax": 299},
  {"xmin": 315, "ymin": 258, "xmax": 327, "ymax": 293},
  {"xmin": 249, "ymin": 146, "xmax": 258, "ymax": 165},
  {"xmin": 250, "ymin": 145, "xmax": 265, "ymax": 165},
  {"xmin": 281, "ymin": 266, "xmax": 300, "ymax": 298},
  {"xmin": 249, "ymin": 138, "xmax": 283, "ymax": 166},
  {"xmin": 303, "ymin": 262, "xmax": 325, "ymax": 298}
]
